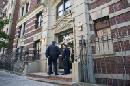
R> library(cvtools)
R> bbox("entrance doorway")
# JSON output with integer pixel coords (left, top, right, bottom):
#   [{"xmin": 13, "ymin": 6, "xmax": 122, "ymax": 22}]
[{"xmin": 56, "ymin": 29, "xmax": 74, "ymax": 70}]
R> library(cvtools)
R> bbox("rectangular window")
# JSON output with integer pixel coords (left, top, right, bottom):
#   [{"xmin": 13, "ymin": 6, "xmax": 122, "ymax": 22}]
[
  {"xmin": 19, "ymin": 46, "xmax": 24, "ymax": 60},
  {"xmin": 58, "ymin": 4, "xmax": 64, "ymax": 17},
  {"xmin": 35, "ymin": 12, "xmax": 43, "ymax": 28},
  {"xmin": 33, "ymin": 40, "xmax": 41, "ymax": 60},
  {"xmin": 26, "ymin": 3, "xmax": 29, "ymax": 13},
  {"xmin": 37, "ymin": 0, "xmax": 41, "ymax": 4},
  {"xmin": 22, "ymin": 22, "xmax": 26, "ymax": 36},
  {"xmin": 57, "ymin": 0, "xmax": 71, "ymax": 18},
  {"xmin": 18, "ymin": 25, "xmax": 22, "ymax": 38},
  {"xmin": 22, "ymin": 7, "xmax": 24, "ymax": 16},
  {"xmin": 65, "ymin": 0, "xmax": 71, "ymax": 11}
]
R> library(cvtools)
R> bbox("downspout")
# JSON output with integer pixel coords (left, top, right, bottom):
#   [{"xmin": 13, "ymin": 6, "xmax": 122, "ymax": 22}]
[{"xmin": 84, "ymin": 0, "xmax": 96, "ymax": 83}]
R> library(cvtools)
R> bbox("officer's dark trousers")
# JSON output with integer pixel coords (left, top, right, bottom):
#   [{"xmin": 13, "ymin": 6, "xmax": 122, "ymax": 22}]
[
  {"xmin": 48, "ymin": 57, "xmax": 58, "ymax": 74},
  {"xmin": 64, "ymin": 59, "xmax": 70, "ymax": 74}
]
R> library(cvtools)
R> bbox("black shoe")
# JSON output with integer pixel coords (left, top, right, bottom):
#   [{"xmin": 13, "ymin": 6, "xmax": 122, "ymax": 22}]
[
  {"xmin": 48, "ymin": 73, "xmax": 51, "ymax": 75},
  {"xmin": 61, "ymin": 73, "xmax": 66, "ymax": 75},
  {"xmin": 48, "ymin": 72, "xmax": 53, "ymax": 75},
  {"xmin": 50, "ymin": 72, "xmax": 53, "ymax": 74},
  {"xmin": 55, "ymin": 73, "xmax": 59, "ymax": 75}
]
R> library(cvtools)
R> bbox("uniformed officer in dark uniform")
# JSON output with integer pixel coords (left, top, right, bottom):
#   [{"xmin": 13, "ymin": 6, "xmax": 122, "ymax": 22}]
[
  {"xmin": 45, "ymin": 41, "xmax": 60, "ymax": 75},
  {"xmin": 62, "ymin": 44, "xmax": 70, "ymax": 75}
]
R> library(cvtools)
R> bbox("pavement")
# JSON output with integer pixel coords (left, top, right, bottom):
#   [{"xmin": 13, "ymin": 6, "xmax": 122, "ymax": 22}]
[
  {"xmin": 0, "ymin": 70, "xmax": 60, "ymax": 86},
  {"xmin": 27, "ymin": 72, "xmax": 107, "ymax": 86},
  {"xmin": 0, "ymin": 70, "xmax": 107, "ymax": 86}
]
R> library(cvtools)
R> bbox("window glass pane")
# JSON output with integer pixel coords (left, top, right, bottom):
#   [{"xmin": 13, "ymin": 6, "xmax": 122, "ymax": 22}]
[
  {"xmin": 65, "ymin": 0, "xmax": 71, "ymax": 9},
  {"xmin": 58, "ymin": 4, "xmax": 64, "ymax": 12},
  {"xmin": 22, "ymin": 7, "xmax": 24, "ymax": 16},
  {"xmin": 26, "ymin": 3, "xmax": 29, "ymax": 13},
  {"xmin": 22, "ymin": 22, "xmax": 26, "ymax": 35},
  {"xmin": 58, "ymin": 11, "xmax": 64, "ymax": 16}
]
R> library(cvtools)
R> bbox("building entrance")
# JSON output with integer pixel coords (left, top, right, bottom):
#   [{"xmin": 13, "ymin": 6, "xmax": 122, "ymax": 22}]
[{"xmin": 56, "ymin": 29, "xmax": 74, "ymax": 69}]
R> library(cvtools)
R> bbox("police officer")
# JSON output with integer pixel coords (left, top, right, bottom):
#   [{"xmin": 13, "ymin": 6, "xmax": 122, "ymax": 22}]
[
  {"xmin": 62, "ymin": 44, "xmax": 70, "ymax": 75},
  {"xmin": 45, "ymin": 41, "xmax": 60, "ymax": 75}
]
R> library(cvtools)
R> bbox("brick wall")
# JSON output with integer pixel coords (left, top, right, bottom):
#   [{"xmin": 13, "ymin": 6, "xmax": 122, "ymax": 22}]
[
  {"xmin": 89, "ymin": 0, "xmax": 112, "ymax": 9},
  {"xmin": 29, "ymin": 0, "xmax": 39, "ymax": 11},
  {"xmin": 110, "ymin": 11, "xmax": 130, "ymax": 26},
  {"xmin": 7, "ymin": 0, "xmax": 20, "ymax": 53},
  {"xmin": 109, "ymin": 0, "xmax": 129, "ymax": 13},
  {"xmin": 90, "ymin": 0, "xmax": 130, "ymax": 85},
  {"xmin": 94, "ymin": 56, "xmax": 130, "ymax": 85}
]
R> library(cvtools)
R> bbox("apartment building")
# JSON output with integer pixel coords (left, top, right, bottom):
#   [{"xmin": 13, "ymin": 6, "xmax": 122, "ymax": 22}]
[
  {"xmin": 0, "ymin": 0, "xmax": 20, "ymax": 55},
  {"xmin": 13, "ymin": 0, "xmax": 89, "ymax": 74},
  {"xmin": 13, "ymin": 0, "xmax": 48, "ymax": 72},
  {"xmin": 12, "ymin": 0, "xmax": 130, "ymax": 85},
  {"xmin": 0, "ymin": 0, "xmax": 8, "ymax": 18}
]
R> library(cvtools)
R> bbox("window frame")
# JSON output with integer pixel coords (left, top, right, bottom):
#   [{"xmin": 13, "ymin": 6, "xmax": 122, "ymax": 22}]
[
  {"xmin": 26, "ymin": 3, "xmax": 29, "ymax": 13},
  {"xmin": 33, "ymin": 40, "xmax": 41, "ymax": 60},
  {"xmin": 21, "ymin": 6, "xmax": 24, "ymax": 16},
  {"xmin": 35, "ymin": 12, "xmax": 43, "ymax": 29},
  {"xmin": 57, "ymin": 0, "xmax": 71, "ymax": 18}
]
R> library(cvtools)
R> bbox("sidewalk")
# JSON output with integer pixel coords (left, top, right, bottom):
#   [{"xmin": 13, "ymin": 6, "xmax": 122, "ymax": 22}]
[
  {"xmin": 27, "ymin": 72, "xmax": 72, "ymax": 86},
  {"xmin": 26, "ymin": 72, "xmax": 107, "ymax": 86}
]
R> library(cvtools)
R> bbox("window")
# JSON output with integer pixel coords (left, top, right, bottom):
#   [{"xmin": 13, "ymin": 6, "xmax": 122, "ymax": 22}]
[
  {"xmin": 37, "ymin": 0, "xmax": 41, "ymax": 4},
  {"xmin": 58, "ymin": 4, "xmax": 64, "ymax": 17},
  {"xmin": 18, "ymin": 25, "xmax": 22, "ymax": 38},
  {"xmin": 65, "ymin": 0, "xmax": 71, "ymax": 11},
  {"xmin": 26, "ymin": 3, "xmax": 29, "ymax": 13},
  {"xmin": 11, "ymin": 0, "xmax": 13, "ymax": 8},
  {"xmin": 19, "ymin": 46, "xmax": 24, "ymax": 60},
  {"xmin": 22, "ymin": 22, "xmax": 26, "ymax": 36},
  {"xmin": 57, "ymin": 0, "xmax": 71, "ymax": 17},
  {"xmin": 9, "ymin": 13, "xmax": 11, "ymax": 19},
  {"xmin": 6, "ymin": 28, "xmax": 8, "ymax": 34},
  {"xmin": 94, "ymin": 16, "xmax": 111, "ymax": 37},
  {"xmin": 35, "ymin": 12, "xmax": 43, "ymax": 28},
  {"xmin": 33, "ymin": 40, "xmax": 41, "ymax": 60},
  {"xmin": 22, "ymin": 7, "xmax": 24, "ymax": 16}
]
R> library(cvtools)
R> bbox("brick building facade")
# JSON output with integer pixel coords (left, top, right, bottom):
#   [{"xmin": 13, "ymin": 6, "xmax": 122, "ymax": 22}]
[{"xmin": 12, "ymin": 0, "xmax": 130, "ymax": 85}]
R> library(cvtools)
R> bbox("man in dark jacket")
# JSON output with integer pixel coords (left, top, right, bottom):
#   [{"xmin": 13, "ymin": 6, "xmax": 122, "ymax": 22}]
[
  {"xmin": 62, "ymin": 44, "xmax": 70, "ymax": 75},
  {"xmin": 45, "ymin": 41, "xmax": 60, "ymax": 75}
]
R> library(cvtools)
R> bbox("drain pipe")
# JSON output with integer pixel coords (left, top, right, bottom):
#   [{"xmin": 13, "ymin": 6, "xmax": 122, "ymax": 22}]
[{"xmin": 84, "ymin": 0, "xmax": 96, "ymax": 83}]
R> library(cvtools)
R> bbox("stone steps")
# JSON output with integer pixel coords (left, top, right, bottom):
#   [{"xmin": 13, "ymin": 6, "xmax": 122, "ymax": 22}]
[{"xmin": 27, "ymin": 73, "xmax": 72, "ymax": 86}]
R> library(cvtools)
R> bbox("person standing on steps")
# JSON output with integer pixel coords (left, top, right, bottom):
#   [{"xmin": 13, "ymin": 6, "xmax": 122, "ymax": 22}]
[
  {"xmin": 45, "ymin": 41, "xmax": 60, "ymax": 75},
  {"xmin": 62, "ymin": 44, "xmax": 70, "ymax": 75}
]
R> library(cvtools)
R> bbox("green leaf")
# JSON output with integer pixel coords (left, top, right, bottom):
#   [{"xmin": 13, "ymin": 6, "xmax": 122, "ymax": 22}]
[{"xmin": 0, "ymin": 19, "xmax": 10, "ymax": 48}]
